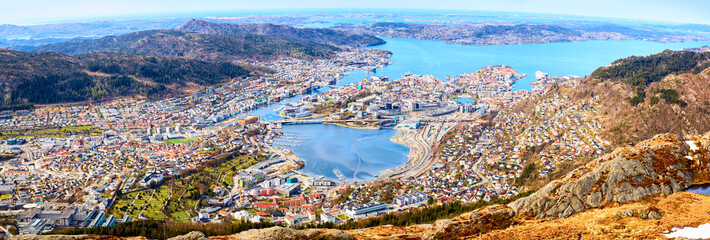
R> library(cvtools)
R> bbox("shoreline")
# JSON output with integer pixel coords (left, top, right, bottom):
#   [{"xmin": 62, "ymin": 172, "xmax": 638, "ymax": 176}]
[
  {"xmin": 323, "ymin": 122, "xmax": 381, "ymax": 130},
  {"xmin": 378, "ymin": 127, "xmax": 426, "ymax": 180},
  {"xmin": 270, "ymin": 122, "xmax": 397, "ymax": 183}
]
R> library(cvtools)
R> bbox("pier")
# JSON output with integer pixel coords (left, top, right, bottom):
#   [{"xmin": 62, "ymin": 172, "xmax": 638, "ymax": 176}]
[{"xmin": 333, "ymin": 169, "xmax": 348, "ymax": 183}]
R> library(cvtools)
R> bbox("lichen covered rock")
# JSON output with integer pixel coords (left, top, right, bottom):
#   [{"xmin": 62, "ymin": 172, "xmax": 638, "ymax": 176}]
[
  {"xmin": 509, "ymin": 133, "xmax": 710, "ymax": 219},
  {"xmin": 223, "ymin": 226, "xmax": 353, "ymax": 240}
]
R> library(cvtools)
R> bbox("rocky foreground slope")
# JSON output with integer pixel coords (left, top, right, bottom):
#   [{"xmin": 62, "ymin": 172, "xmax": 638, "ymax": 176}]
[
  {"xmin": 509, "ymin": 132, "xmax": 710, "ymax": 219},
  {"xmin": 12, "ymin": 131, "xmax": 710, "ymax": 240},
  {"xmin": 362, "ymin": 131, "xmax": 710, "ymax": 239}
]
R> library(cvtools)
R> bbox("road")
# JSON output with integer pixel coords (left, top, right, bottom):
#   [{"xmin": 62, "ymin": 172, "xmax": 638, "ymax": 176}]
[
  {"xmin": 378, "ymin": 112, "xmax": 480, "ymax": 180},
  {"xmin": 0, "ymin": 225, "xmax": 13, "ymax": 238}
]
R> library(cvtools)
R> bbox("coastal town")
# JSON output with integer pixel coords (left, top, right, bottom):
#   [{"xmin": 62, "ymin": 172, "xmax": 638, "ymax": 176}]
[
  {"xmin": 336, "ymin": 22, "xmax": 709, "ymax": 45},
  {"xmin": 0, "ymin": 44, "xmax": 607, "ymax": 236},
  {"xmin": 0, "ymin": 1, "xmax": 709, "ymax": 238}
]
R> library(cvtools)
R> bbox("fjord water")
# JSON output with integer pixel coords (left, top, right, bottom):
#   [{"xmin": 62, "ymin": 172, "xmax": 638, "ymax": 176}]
[
  {"xmin": 688, "ymin": 185, "xmax": 710, "ymax": 195},
  {"xmin": 245, "ymin": 93, "xmax": 409, "ymax": 181},
  {"xmin": 258, "ymin": 37, "xmax": 710, "ymax": 182},
  {"xmin": 338, "ymin": 37, "xmax": 710, "ymax": 91},
  {"xmin": 283, "ymin": 125, "xmax": 408, "ymax": 181}
]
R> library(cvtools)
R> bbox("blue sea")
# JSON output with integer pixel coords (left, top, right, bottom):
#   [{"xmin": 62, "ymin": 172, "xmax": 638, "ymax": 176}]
[
  {"xmin": 283, "ymin": 124, "xmax": 408, "ymax": 181},
  {"xmin": 689, "ymin": 185, "xmax": 710, "ymax": 195},
  {"xmin": 245, "ymin": 93, "xmax": 408, "ymax": 181},
  {"xmin": 9, "ymin": 9, "xmax": 710, "ymax": 182},
  {"xmin": 338, "ymin": 37, "xmax": 710, "ymax": 91},
  {"xmin": 250, "ymin": 37, "xmax": 710, "ymax": 181}
]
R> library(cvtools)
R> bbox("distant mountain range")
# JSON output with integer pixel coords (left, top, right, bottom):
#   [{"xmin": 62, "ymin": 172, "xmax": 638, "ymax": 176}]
[
  {"xmin": 1, "ymin": 13, "xmax": 709, "ymax": 49},
  {"xmin": 175, "ymin": 19, "xmax": 385, "ymax": 47},
  {"xmin": 683, "ymin": 45, "xmax": 710, "ymax": 53},
  {"xmin": 0, "ymin": 49, "xmax": 254, "ymax": 106},
  {"xmin": 31, "ymin": 29, "xmax": 342, "ymax": 61},
  {"xmin": 0, "ymin": 19, "xmax": 389, "ymax": 106},
  {"xmin": 28, "ymin": 19, "xmax": 384, "ymax": 61}
]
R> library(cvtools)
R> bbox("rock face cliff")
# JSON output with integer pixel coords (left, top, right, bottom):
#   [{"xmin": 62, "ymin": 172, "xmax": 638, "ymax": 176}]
[{"xmin": 509, "ymin": 132, "xmax": 710, "ymax": 219}]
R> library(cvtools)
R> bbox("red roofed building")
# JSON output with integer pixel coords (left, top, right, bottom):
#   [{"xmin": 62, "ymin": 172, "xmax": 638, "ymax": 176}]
[
  {"xmin": 283, "ymin": 195, "xmax": 307, "ymax": 207},
  {"xmin": 253, "ymin": 202, "xmax": 278, "ymax": 211}
]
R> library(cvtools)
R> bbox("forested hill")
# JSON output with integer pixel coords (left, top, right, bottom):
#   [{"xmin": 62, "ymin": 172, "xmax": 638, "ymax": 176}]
[
  {"xmin": 590, "ymin": 50, "xmax": 710, "ymax": 87},
  {"xmin": 570, "ymin": 50, "xmax": 710, "ymax": 145},
  {"xmin": 0, "ymin": 49, "xmax": 251, "ymax": 105},
  {"xmin": 174, "ymin": 19, "xmax": 386, "ymax": 47},
  {"xmin": 31, "ymin": 30, "xmax": 341, "ymax": 61}
]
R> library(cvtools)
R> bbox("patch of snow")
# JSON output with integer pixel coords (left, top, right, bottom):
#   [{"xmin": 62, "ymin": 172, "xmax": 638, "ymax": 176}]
[
  {"xmin": 664, "ymin": 223, "xmax": 710, "ymax": 239},
  {"xmin": 686, "ymin": 141, "xmax": 700, "ymax": 151}
]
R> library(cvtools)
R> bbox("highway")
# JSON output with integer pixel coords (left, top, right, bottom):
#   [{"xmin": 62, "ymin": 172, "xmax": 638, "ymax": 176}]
[{"xmin": 377, "ymin": 112, "xmax": 481, "ymax": 181}]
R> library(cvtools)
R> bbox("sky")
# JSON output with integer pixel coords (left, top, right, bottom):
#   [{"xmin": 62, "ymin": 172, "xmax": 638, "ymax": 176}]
[{"xmin": 1, "ymin": 0, "xmax": 709, "ymax": 25}]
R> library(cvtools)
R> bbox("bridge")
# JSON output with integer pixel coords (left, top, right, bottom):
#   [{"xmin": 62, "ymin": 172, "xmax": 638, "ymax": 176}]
[
  {"xmin": 264, "ymin": 117, "xmax": 480, "ymax": 126},
  {"xmin": 268, "ymin": 119, "xmax": 324, "ymax": 125},
  {"xmin": 425, "ymin": 119, "xmax": 481, "ymax": 123},
  {"xmin": 264, "ymin": 118, "xmax": 383, "ymax": 125},
  {"xmin": 312, "ymin": 82, "xmax": 345, "ymax": 90}
]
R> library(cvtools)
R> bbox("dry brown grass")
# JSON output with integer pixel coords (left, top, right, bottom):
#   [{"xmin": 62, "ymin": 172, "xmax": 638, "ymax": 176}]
[
  {"xmin": 345, "ymin": 225, "xmax": 433, "ymax": 240},
  {"xmin": 464, "ymin": 192, "xmax": 710, "ymax": 240},
  {"xmin": 338, "ymin": 192, "xmax": 710, "ymax": 240},
  {"xmin": 569, "ymin": 68, "xmax": 710, "ymax": 148}
]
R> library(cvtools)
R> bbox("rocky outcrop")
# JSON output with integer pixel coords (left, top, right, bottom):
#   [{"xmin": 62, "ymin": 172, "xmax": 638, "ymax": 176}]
[
  {"xmin": 509, "ymin": 132, "xmax": 710, "ymax": 219},
  {"xmin": 167, "ymin": 231, "xmax": 208, "ymax": 240},
  {"xmin": 614, "ymin": 206, "xmax": 662, "ymax": 219},
  {"xmin": 424, "ymin": 204, "xmax": 517, "ymax": 240},
  {"xmin": 10, "ymin": 235, "xmax": 147, "ymax": 240},
  {"xmin": 222, "ymin": 226, "xmax": 354, "ymax": 240},
  {"xmin": 10, "ymin": 236, "xmax": 87, "ymax": 240}
]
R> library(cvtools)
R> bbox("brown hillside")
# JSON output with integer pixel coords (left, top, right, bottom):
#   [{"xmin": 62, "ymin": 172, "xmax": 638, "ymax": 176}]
[{"xmin": 570, "ymin": 67, "xmax": 710, "ymax": 146}]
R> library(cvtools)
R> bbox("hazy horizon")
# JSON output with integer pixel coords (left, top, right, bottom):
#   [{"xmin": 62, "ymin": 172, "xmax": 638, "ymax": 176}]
[{"xmin": 2, "ymin": 0, "xmax": 709, "ymax": 26}]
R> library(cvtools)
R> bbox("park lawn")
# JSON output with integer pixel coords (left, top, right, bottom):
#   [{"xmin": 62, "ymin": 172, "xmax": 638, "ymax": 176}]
[
  {"xmin": 181, "ymin": 199, "xmax": 198, "ymax": 209},
  {"xmin": 212, "ymin": 155, "xmax": 262, "ymax": 186},
  {"xmin": 222, "ymin": 172, "xmax": 235, "ymax": 186},
  {"xmin": 147, "ymin": 205, "xmax": 163, "ymax": 212},
  {"xmin": 0, "ymin": 125, "xmax": 103, "ymax": 139},
  {"xmin": 154, "ymin": 186, "xmax": 171, "ymax": 199},
  {"xmin": 143, "ymin": 211, "xmax": 165, "ymax": 219},
  {"xmin": 60, "ymin": 125, "xmax": 94, "ymax": 131},
  {"xmin": 162, "ymin": 138, "xmax": 197, "ymax": 144},
  {"xmin": 112, "ymin": 203, "xmax": 130, "ymax": 212},
  {"xmin": 171, "ymin": 212, "xmax": 191, "ymax": 221},
  {"xmin": 124, "ymin": 210, "xmax": 139, "ymax": 219},
  {"xmin": 148, "ymin": 199, "xmax": 164, "ymax": 206},
  {"xmin": 109, "ymin": 190, "xmax": 147, "ymax": 216},
  {"xmin": 0, "ymin": 193, "xmax": 11, "ymax": 200},
  {"xmin": 112, "ymin": 154, "xmax": 264, "ymax": 221}
]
